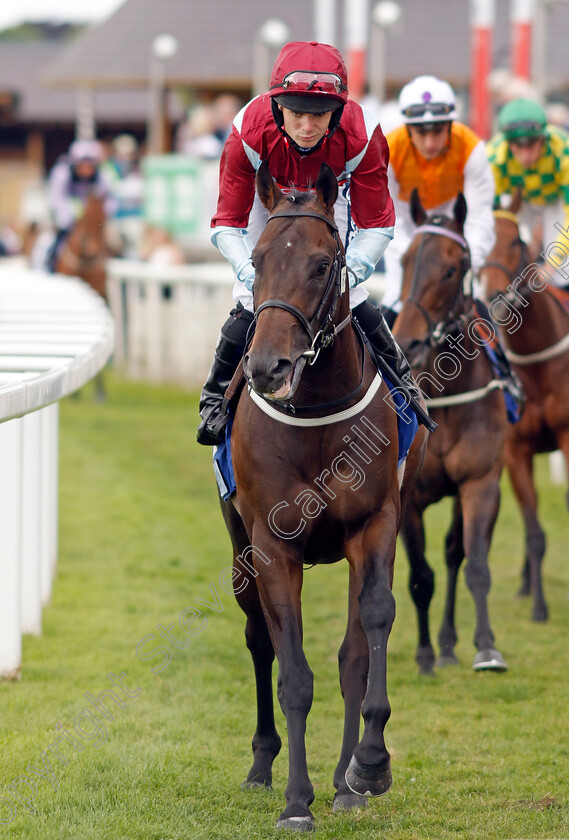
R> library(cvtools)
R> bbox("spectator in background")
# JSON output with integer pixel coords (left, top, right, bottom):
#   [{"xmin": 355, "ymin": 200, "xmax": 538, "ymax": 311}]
[
  {"xmin": 177, "ymin": 95, "xmax": 242, "ymax": 160},
  {"xmin": 210, "ymin": 94, "xmax": 241, "ymax": 146},
  {"xmin": 545, "ymin": 102, "xmax": 569, "ymax": 133},
  {"xmin": 0, "ymin": 224, "xmax": 22, "ymax": 257},
  {"xmin": 179, "ymin": 104, "xmax": 223, "ymax": 159},
  {"xmin": 46, "ymin": 139, "xmax": 116, "ymax": 272},
  {"xmin": 102, "ymin": 134, "xmax": 144, "ymax": 258}
]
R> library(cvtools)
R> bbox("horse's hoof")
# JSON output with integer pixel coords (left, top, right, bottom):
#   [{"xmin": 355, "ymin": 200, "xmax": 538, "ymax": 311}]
[
  {"xmin": 416, "ymin": 646, "xmax": 436, "ymax": 675},
  {"xmin": 241, "ymin": 778, "xmax": 271, "ymax": 790},
  {"xmin": 532, "ymin": 606, "xmax": 548, "ymax": 622},
  {"xmin": 333, "ymin": 791, "xmax": 369, "ymax": 812},
  {"xmin": 436, "ymin": 653, "xmax": 460, "ymax": 668},
  {"xmin": 345, "ymin": 755, "xmax": 392, "ymax": 797},
  {"xmin": 276, "ymin": 815, "xmax": 315, "ymax": 832},
  {"xmin": 472, "ymin": 649, "xmax": 508, "ymax": 672}
]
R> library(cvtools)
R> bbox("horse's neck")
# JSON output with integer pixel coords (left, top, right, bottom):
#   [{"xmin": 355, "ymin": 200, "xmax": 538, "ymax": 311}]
[
  {"xmin": 505, "ymin": 285, "xmax": 568, "ymax": 353},
  {"xmin": 428, "ymin": 321, "xmax": 487, "ymax": 396}
]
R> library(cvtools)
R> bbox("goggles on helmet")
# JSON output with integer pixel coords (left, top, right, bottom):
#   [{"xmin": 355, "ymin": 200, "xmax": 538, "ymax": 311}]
[
  {"xmin": 401, "ymin": 102, "xmax": 454, "ymax": 119},
  {"xmin": 503, "ymin": 121, "xmax": 544, "ymax": 141},
  {"xmin": 274, "ymin": 71, "xmax": 347, "ymax": 96}
]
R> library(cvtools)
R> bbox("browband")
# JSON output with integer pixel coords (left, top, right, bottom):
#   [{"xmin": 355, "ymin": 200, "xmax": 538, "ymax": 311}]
[
  {"xmin": 413, "ymin": 224, "xmax": 468, "ymax": 250},
  {"xmin": 267, "ymin": 209, "xmax": 339, "ymax": 232}
]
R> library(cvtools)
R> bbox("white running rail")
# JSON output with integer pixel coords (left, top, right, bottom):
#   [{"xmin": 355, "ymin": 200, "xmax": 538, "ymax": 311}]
[{"xmin": 0, "ymin": 262, "xmax": 114, "ymax": 679}]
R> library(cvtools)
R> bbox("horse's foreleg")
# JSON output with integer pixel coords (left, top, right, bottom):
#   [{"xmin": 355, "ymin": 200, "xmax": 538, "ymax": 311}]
[
  {"xmin": 437, "ymin": 498, "xmax": 464, "ymax": 667},
  {"xmin": 459, "ymin": 473, "xmax": 507, "ymax": 671},
  {"xmin": 505, "ymin": 440, "xmax": 547, "ymax": 621},
  {"xmin": 400, "ymin": 501, "xmax": 436, "ymax": 675},
  {"xmin": 250, "ymin": 536, "xmax": 315, "ymax": 831},
  {"xmin": 343, "ymin": 509, "xmax": 397, "ymax": 798},
  {"xmin": 332, "ymin": 566, "xmax": 369, "ymax": 812},
  {"xmin": 235, "ymin": 573, "xmax": 282, "ymax": 789}
]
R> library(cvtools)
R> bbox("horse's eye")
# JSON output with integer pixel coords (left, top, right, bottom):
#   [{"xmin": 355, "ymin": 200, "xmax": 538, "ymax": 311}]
[
  {"xmin": 443, "ymin": 266, "xmax": 457, "ymax": 280},
  {"xmin": 316, "ymin": 261, "xmax": 330, "ymax": 276}
]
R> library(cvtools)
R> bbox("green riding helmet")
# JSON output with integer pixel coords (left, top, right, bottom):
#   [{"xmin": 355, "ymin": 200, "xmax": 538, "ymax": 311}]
[{"xmin": 498, "ymin": 98, "xmax": 546, "ymax": 141}]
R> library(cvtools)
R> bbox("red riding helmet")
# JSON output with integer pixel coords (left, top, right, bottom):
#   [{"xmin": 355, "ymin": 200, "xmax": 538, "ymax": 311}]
[{"xmin": 269, "ymin": 41, "xmax": 348, "ymax": 140}]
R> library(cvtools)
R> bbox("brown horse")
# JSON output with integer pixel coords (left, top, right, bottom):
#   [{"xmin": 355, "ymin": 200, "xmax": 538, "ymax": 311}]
[
  {"xmin": 219, "ymin": 162, "xmax": 427, "ymax": 830},
  {"xmin": 392, "ymin": 189, "xmax": 509, "ymax": 675},
  {"xmin": 480, "ymin": 194, "xmax": 569, "ymax": 621},
  {"xmin": 55, "ymin": 192, "xmax": 113, "ymax": 299}
]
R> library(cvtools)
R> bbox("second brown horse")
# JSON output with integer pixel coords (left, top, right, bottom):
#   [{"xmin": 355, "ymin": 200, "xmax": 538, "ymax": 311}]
[{"xmin": 393, "ymin": 189, "xmax": 509, "ymax": 675}]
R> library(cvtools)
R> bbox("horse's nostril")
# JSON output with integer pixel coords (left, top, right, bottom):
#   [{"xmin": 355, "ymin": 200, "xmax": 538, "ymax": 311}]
[{"xmin": 271, "ymin": 358, "xmax": 293, "ymax": 379}]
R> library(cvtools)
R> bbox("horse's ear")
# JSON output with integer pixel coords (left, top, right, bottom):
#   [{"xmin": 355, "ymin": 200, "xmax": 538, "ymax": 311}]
[
  {"xmin": 315, "ymin": 163, "xmax": 338, "ymax": 213},
  {"xmin": 256, "ymin": 160, "xmax": 282, "ymax": 211},
  {"xmin": 453, "ymin": 192, "xmax": 467, "ymax": 230},
  {"xmin": 410, "ymin": 188, "xmax": 427, "ymax": 225}
]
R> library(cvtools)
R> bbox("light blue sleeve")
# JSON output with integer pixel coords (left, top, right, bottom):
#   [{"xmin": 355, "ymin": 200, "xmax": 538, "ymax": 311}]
[
  {"xmin": 211, "ymin": 225, "xmax": 256, "ymax": 291},
  {"xmin": 345, "ymin": 226, "xmax": 394, "ymax": 287}
]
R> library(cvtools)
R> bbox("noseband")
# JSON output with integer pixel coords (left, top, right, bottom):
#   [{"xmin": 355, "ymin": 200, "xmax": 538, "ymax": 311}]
[
  {"xmin": 407, "ymin": 222, "xmax": 472, "ymax": 346},
  {"xmin": 254, "ymin": 209, "xmax": 349, "ymax": 366}
]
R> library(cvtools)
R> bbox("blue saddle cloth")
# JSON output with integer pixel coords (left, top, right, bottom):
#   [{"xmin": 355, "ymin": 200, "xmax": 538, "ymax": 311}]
[
  {"xmin": 480, "ymin": 342, "xmax": 522, "ymax": 424},
  {"xmin": 213, "ymin": 378, "xmax": 418, "ymax": 502}
]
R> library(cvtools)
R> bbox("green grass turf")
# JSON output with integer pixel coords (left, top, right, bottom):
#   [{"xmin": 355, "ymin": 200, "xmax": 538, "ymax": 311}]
[{"xmin": 1, "ymin": 372, "xmax": 568, "ymax": 839}]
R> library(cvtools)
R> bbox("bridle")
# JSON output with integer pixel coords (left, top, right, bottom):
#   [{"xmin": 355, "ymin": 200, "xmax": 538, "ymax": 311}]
[
  {"xmin": 480, "ymin": 211, "xmax": 531, "ymax": 310},
  {"xmin": 254, "ymin": 208, "xmax": 350, "ymax": 367},
  {"xmin": 405, "ymin": 221, "xmax": 473, "ymax": 348}
]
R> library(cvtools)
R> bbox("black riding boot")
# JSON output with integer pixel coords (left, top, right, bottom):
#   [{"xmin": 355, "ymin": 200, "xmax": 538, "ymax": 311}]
[
  {"xmin": 197, "ymin": 304, "xmax": 254, "ymax": 446},
  {"xmin": 353, "ymin": 300, "xmax": 437, "ymax": 432}
]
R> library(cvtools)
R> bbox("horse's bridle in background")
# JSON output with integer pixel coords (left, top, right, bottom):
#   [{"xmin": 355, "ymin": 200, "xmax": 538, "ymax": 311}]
[
  {"xmin": 254, "ymin": 209, "xmax": 350, "ymax": 367},
  {"xmin": 480, "ymin": 211, "xmax": 531, "ymax": 310},
  {"xmin": 406, "ymin": 222, "xmax": 473, "ymax": 347}
]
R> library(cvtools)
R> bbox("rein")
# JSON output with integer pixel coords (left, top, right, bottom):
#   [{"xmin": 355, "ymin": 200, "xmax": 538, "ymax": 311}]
[
  {"xmin": 254, "ymin": 209, "xmax": 349, "ymax": 367},
  {"xmin": 248, "ymin": 206, "xmax": 373, "ymax": 421},
  {"xmin": 404, "ymin": 220, "xmax": 503, "ymax": 410}
]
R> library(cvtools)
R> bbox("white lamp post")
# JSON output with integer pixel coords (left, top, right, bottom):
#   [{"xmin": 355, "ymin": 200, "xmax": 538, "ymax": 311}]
[
  {"xmin": 370, "ymin": 1, "xmax": 402, "ymax": 103},
  {"xmin": 148, "ymin": 33, "xmax": 179, "ymax": 154},
  {"xmin": 253, "ymin": 18, "xmax": 290, "ymax": 96}
]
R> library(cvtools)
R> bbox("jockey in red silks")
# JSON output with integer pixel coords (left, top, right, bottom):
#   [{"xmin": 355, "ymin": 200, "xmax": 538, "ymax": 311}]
[{"xmin": 197, "ymin": 40, "xmax": 435, "ymax": 445}]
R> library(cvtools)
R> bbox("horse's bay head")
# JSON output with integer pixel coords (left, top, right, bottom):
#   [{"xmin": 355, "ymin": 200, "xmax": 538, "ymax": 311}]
[
  {"xmin": 395, "ymin": 189, "xmax": 470, "ymax": 367},
  {"xmin": 244, "ymin": 162, "xmax": 342, "ymax": 401}
]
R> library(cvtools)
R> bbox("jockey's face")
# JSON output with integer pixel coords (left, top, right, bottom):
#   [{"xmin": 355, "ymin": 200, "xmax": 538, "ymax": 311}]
[
  {"xmin": 407, "ymin": 122, "xmax": 451, "ymax": 160},
  {"xmin": 73, "ymin": 159, "xmax": 98, "ymax": 180},
  {"xmin": 279, "ymin": 105, "xmax": 334, "ymax": 148},
  {"xmin": 508, "ymin": 137, "xmax": 544, "ymax": 168}
]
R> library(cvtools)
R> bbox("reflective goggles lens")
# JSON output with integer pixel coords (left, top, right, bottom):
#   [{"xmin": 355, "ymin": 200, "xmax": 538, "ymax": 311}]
[
  {"xmin": 280, "ymin": 71, "xmax": 345, "ymax": 95},
  {"xmin": 402, "ymin": 102, "xmax": 454, "ymax": 118},
  {"xmin": 504, "ymin": 121, "xmax": 544, "ymax": 139}
]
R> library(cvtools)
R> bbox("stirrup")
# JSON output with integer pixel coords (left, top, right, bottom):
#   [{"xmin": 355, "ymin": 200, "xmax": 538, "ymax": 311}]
[{"xmin": 197, "ymin": 401, "xmax": 230, "ymax": 446}]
